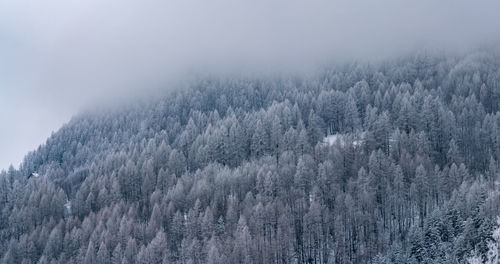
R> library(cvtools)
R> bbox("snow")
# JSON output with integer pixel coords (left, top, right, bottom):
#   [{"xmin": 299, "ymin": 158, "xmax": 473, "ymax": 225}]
[
  {"xmin": 353, "ymin": 138, "xmax": 363, "ymax": 147},
  {"xmin": 324, "ymin": 134, "xmax": 341, "ymax": 146},
  {"xmin": 323, "ymin": 132, "xmax": 365, "ymax": 147},
  {"xmin": 65, "ymin": 200, "xmax": 71, "ymax": 214}
]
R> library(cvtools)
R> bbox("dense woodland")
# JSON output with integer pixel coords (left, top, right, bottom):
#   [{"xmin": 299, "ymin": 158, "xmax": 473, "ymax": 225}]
[{"xmin": 2, "ymin": 51, "xmax": 500, "ymax": 263}]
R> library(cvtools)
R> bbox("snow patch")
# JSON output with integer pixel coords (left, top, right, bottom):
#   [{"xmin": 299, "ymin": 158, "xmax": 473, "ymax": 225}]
[
  {"xmin": 323, "ymin": 132, "xmax": 365, "ymax": 147},
  {"xmin": 324, "ymin": 134, "xmax": 341, "ymax": 146},
  {"xmin": 65, "ymin": 200, "xmax": 72, "ymax": 215}
]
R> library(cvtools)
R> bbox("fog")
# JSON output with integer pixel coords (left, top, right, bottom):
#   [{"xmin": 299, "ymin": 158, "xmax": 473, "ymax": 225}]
[{"xmin": 1, "ymin": 0, "xmax": 500, "ymax": 170}]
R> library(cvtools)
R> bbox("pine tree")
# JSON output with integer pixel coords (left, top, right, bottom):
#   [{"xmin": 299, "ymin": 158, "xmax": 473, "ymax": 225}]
[
  {"xmin": 110, "ymin": 244, "xmax": 123, "ymax": 264},
  {"xmin": 414, "ymin": 165, "xmax": 429, "ymax": 227},
  {"xmin": 251, "ymin": 120, "xmax": 269, "ymax": 157},
  {"xmin": 233, "ymin": 216, "xmax": 252, "ymax": 263},
  {"xmin": 83, "ymin": 240, "xmax": 96, "ymax": 264},
  {"xmin": 96, "ymin": 242, "xmax": 110, "ymax": 264},
  {"xmin": 468, "ymin": 217, "xmax": 500, "ymax": 263}
]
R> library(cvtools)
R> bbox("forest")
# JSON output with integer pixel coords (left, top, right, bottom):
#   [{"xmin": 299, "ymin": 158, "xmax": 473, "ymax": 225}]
[{"xmin": 1, "ymin": 51, "xmax": 500, "ymax": 263}]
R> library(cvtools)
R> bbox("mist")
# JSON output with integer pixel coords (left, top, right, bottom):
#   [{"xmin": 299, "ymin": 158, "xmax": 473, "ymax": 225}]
[{"xmin": 1, "ymin": 0, "xmax": 500, "ymax": 170}]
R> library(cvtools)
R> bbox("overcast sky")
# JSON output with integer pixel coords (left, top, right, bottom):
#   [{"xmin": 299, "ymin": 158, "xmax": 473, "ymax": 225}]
[{"xmin": 1, "ymin": 0, "xmax": 500, "ymax": 170}]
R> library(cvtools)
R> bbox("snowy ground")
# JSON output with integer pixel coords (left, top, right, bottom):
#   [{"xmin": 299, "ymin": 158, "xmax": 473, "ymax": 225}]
[
  {"xmin": 323, "ymin": 132, "xmax": 364, "ymax": 147},
  {"xmin": 324, "ymin": 134, "xmax": 341, "ymax": 146}
]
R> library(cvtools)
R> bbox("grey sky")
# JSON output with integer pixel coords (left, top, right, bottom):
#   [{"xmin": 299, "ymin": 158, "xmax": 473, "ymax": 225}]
[{"xmin": 1, "ymin": 0, "xmax": 500, "ymax": 170}]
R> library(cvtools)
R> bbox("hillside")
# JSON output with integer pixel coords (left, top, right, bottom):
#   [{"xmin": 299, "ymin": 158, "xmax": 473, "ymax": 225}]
[{"xmin": 1, "ymin": 52, "xmax": 500, "ymax": 263}]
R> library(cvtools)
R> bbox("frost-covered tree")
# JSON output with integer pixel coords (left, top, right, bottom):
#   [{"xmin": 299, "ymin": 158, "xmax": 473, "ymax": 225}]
[{"xmin": 1, "ymin": 51, "xmax": 500, "ymax": 263}]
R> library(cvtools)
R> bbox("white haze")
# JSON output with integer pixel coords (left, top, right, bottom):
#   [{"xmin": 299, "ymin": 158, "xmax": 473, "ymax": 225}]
[{"xmin": 1, "ymin": 0, "xmax": 500, "ymax": 170}]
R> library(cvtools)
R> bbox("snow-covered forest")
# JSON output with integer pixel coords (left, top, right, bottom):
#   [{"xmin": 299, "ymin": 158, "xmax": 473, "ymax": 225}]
[{"xmin": 2, "ymin": 51, "xmax": 500, "ymax": 263}]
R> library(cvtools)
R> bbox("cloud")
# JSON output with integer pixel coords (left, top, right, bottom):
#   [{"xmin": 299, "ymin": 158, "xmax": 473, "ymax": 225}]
[{"xmin": 1, "ymin": 0, "xmax": 500, "ymax": 169}]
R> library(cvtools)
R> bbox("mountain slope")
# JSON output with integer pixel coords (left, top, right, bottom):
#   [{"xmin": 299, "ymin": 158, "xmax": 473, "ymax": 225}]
[{"xmin": 1, "ymin": 52, "xmax": 500, "ymax": 263}]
